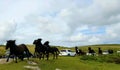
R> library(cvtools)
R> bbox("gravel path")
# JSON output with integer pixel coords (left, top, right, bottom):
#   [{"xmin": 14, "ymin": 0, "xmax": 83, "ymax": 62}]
[
  {"xmin": 0, "ymin": 58, "xmax": 12, "ymax": 64},
  {"xmin": 24, "ymin": 61, "xmax": 41, "ymax": 70},
  {"xmin": 0, "ymin": 58, "xmax": 61, "ymax": 70}
]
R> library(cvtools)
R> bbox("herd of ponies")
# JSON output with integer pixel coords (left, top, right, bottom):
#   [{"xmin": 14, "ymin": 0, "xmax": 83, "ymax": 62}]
[
  {"xmin": 3, "ymin": 38, "xmax": 114, "ymax": 63},
  {"xmin": 5, "ymin": 38, "xmax": 59, "ymax": 63}
]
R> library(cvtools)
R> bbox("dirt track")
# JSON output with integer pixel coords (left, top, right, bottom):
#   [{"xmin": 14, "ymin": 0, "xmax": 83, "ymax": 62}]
[{"xmin": 0, "ymin": 58, "xmax": 12, "ymax": 64}]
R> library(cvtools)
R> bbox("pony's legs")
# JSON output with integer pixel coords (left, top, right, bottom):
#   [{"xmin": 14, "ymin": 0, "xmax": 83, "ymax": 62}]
[
  {"xmin": 46, "ymin": 53, "xmax": 49, "ymax": 60},
  {"xmin": 39, "ymin": 53, "xmax": 42, "ymax": 60},
  {"xmin": 21, "ymin": 54, "xmax": 24, "ymax": 61},
  {"xmin": 53, "ymin": 53, "xmax": 55, "ymax": 59},
  {"xmin": 15, "ymin": 56, "xmax": 17, "ymax": 63},
  {"xmin": 56, "ymin": 52, "xmax": 58, "ymax": 59},
  {"xmin": 34, "ymin": 52, "xmax": 37, "ymax": 58},
  {"xmin": 26, "ymin": 51, "xmax": 29, "ymax": 60},
  {"xmin": 42, "ymin": 53, "xmax": 45, "ymax": 60},
  {"xmin": 39, "ymin": 53, "xmax": 44, "ymax": 60},
  {"xmin": 6, "ymin": 54, "xmax": 10, "ymax": 62}
]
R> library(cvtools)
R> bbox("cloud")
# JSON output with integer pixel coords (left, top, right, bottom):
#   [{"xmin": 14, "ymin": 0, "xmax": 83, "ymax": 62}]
[
  {"xmin": 105, "ymin": 23, "xmax": 120, "ymax": 41},
  {"xmin": 0, "ymin": 20, "xmax": 16, "ymax": 44},
  {"xmin": 57, "ymin": 0, "xmax": 120, "ymax": 27},
  {"xmin": 1, "ymin": 0, "xmax": 120, "ymax": 47}
]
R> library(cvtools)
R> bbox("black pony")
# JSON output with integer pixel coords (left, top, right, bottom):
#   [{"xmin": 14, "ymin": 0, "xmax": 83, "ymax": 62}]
[
  {"xmin": 75, "ymin": 46, "xmax": 86, "ymax": 55},
  {"xmin": 75, "ymin": 46, "xmax": 79, "ymax": 55},
  {"xmin": 88, "ymin": 47, "xmax": 95, "ymax": 56},
  {"xmin": 33, "ymin": 39, "xmax": 46, "ymax": 59},
  {"xmin": 43, "ymin": 41, "xmax": 60, "ymax": 60},
  {"xmin": 98, "ymin": 47, "xmax": 102, "ymax": 55},
  {"xmin": 6, "ymin": 40, "xmax": 32, "ymax": 63}
]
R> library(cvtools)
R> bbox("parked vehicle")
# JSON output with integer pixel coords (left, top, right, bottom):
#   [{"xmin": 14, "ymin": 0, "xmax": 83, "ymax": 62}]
[
  {"xmin": 102, "ymin": 50, "xmax": 109, "ymax": 55},
  {"xmin": 59, "ymin": 49, "xmax": 76, "ymax": 56},
  {"xmin": 117, "ymin": 50, "xmax": 120, "ymax": 53}
]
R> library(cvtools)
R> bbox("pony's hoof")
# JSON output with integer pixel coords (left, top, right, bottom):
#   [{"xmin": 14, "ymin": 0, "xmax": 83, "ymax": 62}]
[{"xmin": 6, "ymin": 60, "xmax": 9, "ymax": 62}]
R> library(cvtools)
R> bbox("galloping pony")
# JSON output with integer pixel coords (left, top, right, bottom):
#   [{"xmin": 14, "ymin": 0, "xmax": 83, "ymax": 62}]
[
  {"xmin": 87, "ymin": 47, "xmax": 95, "ymax": 56},
  {"xmin": 43, "ymin": 41, "xmax": 60, "ymax": 60},
  {"xmin": 75, "ymin": 46, "xmax": 79, "ymax": 55},
  {"xmin": 98, "ymin": 47, "xmax": 102, "ymax": 55},
  {"xmin": 33, "ymin": 39, "xmax": 46, "ymax": 59},
  {"xmin": 6, "ymin": 40, "xmax": 32, "ymax": 63},
  {"xmin": 75, "ymin": 46, "xmax": 86, "ymax": 55}
]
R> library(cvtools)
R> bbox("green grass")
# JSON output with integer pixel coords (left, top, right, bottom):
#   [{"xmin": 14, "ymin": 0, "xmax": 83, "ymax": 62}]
[
  {"xmin": 38, "ymin": 56, "xmax": 120, "ymax": 70},
  {"xmin": 1, "ymin": 44, "xmax": 120, "ymax": 70},
  {"xmin": 0, "ymin": 60, "xmax": 27, "ymax": 70},
  {"xmin": 80, "ymin": 54, "xmax": 120, "ymax": 63},
  {"xmin": 0, "ymin": 46, "xmax": 6, "ymax": 56},
  {"xmin": 0, "ymin": 56, "xmax": 120, "ymax": 70}
]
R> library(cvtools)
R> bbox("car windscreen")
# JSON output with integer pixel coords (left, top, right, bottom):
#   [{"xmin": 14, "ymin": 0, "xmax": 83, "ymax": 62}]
[
  {"xmin": 68, "ymin": 50, "xmax": 72, "ymax": 52},
  {"xmin": 60, "ymin": 50, "xmax": 66, "ymax": 52}
]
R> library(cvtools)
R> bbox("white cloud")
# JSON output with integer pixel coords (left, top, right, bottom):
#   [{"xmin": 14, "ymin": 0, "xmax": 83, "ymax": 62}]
[
  {"xmin": 57, "ymin": 0, "xmax": 120, "ymax": 26},
  {"xmin": 0, "ymin": 20, "xmax": 16, "ymax": 44},
  {"xmin": 105, "ymin": 23, "xmax": 120, "ymax": 40},
  {"xmin": 88, "ymin": 36, "xmax": 100, "ymax": 43},
  {"xmin": 69, "ymin": 33, "xmax": 88, "ymax": 42},
  {"xmin": 1, "ymin": 0, "xmax": 120, "ymax": 46}
]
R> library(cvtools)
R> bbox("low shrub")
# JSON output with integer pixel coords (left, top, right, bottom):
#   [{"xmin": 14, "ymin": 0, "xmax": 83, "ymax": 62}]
[
  {"xmin": 80, "ymin": 55, "xmax": 97, "ymax": 61},
  {"xmin": 0, "ymin": 46, "xmax": 6, "ymax": 57},
  {"xmin": 80, "ymin": 54, "xmax": 120, "ymax": 64}
]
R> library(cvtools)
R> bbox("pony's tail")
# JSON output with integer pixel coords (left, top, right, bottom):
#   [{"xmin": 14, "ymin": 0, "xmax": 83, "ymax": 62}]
[
  {"xmin": 25, "ymin": 48, "xmax": 33, "ymax": 57},
  {"xmin": 22, "ymin": 44, "xmax": 33, "ymax": 57},
  {"xmin": 55, "ymin": 48, "xmax": 60, "ymax": 54}
]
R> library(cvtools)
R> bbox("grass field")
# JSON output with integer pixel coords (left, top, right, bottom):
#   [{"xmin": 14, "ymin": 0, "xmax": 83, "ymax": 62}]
[
  {"xmin": 0, "ymin": 56, "xmax": 120, "ymax": 70},
  {"xmin": 0, "ymin": 44, "xmax": 120, "ymax": 70}
]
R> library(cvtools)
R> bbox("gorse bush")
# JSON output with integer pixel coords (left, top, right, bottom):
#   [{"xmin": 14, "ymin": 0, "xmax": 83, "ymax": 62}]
[
  {"xmin": 0, "ymin": 46, "xmax": 6, "ymax": 57},
  {"xmin": 80, "ymin": 54, "xmax": 120, "ymax": 64},
  {"xmin": 80, "ymin": 55, "xmax": 97, "ymax": 61},
  {"xmin": 114, "ymin": 57, "xmax": 120, "ymax": 64}
]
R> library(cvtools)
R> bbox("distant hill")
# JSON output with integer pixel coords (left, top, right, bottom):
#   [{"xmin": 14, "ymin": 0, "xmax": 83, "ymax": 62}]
[
  {"xmin": 79, "ymin": 44, "xmax": 120, "ymax": 47},
  {"xmin": 74, "ymin": 44, "xmax": 120, "ymax": 52}
]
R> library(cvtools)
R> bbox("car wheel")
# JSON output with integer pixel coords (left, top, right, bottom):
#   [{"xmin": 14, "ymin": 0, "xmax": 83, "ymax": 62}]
[{"xmin": 68, "ymin": 54, "xmax": 70, "ymax": 56}]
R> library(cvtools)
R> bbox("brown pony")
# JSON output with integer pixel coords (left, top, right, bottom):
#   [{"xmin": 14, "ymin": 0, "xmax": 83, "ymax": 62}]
[
  {"xmin": 33, "ymin": 39, "xmax": 46, "ymax": 59},
  {"xmin": 6, "ymin": 40, "xmax": 32, "ymax": 63},
  {"xmin": 43, "ymin": 41, "xmax": 60, "ymax": 60}
]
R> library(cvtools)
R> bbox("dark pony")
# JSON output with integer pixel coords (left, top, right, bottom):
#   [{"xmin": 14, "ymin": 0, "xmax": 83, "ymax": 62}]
[
  {"xmin": 88, "ymin": 47, "xmax": 95, "ymax": 56},
  {"xmin": 43, "ymin": 41, "xmax": 60, "ymax": 60},
  {"xmin": 98, "ymin": 47, "xmax": 102, "ymax": 55},
  {"xmin": 108, "ymin": 49, "xmax": 113, "ymax": 54},
  {"xmin": 75, "ymin": 46, "xmax": 86, "ymax": 55},
  {"xmin": 33, "ymin": 39, "xmax": 46, "ymax": 59},
  {"xmin": 6, "ymin": 40, "xmax": 32, "ymax": 63},
  {"xmin": 75, "ymin": 46, "xmax": 79, "ymax": 55}
]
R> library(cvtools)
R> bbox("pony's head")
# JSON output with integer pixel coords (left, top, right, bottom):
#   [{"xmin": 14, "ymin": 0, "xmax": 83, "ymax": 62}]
[
  {"xmin": 6, "ymin": 40, "xmax": 16, "ymax": 50},
  {"xmin": 33, "ymin": 38, "xmax": 42, "ymax": 45},
  {"xmin": 33, "ymin": 40, "xmax": 38, "ymax": 44},
  {"xmin": 38, "ymin": 38, "xmax": 42, "ymax": 41},
  {"xmin": 44, "ymin": 41, "xmax": 49, "ymax": 45},
  {"xmin": 88, "ymin": 47, "xmax": 91, "ymax": 50},
  {"xmin": 37, "ymin": 38, "xmax": 42, "ymax": 43}
]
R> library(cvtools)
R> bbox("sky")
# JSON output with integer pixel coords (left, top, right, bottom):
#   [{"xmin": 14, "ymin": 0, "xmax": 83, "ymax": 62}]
[{"xmin": 0, "ymin": 0, "xmax": 120, "ymax": 47}]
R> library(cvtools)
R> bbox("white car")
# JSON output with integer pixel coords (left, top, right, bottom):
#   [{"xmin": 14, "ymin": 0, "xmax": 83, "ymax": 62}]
[
  {"xmin": 59, "ymin": 49, "xmax": 76, "ymax": 56},
  {"xmin": 102, "ymin": 50, "xmax": 109, "ymax": 55},
  {"xmin": 117, "ymin": 50, "xmax": 120, "ymax": 53}
]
